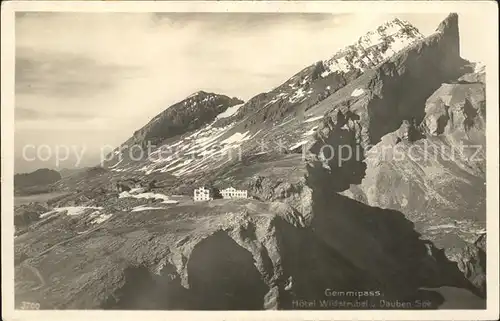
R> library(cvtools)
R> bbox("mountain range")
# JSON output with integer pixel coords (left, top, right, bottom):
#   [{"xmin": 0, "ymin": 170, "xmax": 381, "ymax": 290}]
[{"xmin": 14, "ymin": 13, "xmax": 487, "ymax": 310}]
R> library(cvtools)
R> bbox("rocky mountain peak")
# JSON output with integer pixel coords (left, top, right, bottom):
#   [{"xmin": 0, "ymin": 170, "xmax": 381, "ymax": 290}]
[
  {"xmin": 122, "ymin": 92, "xmax": 244, "ymax": 149},
  {"xmin": 321, "ymin": 18, "xmax": 424, "ymax": 76}
]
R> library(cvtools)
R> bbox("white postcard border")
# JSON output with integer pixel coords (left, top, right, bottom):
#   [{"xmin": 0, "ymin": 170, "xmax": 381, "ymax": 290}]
[{"xmin": 1, "ymin": 1, "xmax": 498, "ymax": 321}]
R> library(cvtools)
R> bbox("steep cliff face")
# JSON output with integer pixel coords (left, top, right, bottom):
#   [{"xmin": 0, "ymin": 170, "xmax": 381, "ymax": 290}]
[
  {"xmin": 305, "ymin": 13, "xmax": 471, "ymax": 192},
  {"xmin": 305, "ymin": 14, "xmax": 487, "ymax": 296}
]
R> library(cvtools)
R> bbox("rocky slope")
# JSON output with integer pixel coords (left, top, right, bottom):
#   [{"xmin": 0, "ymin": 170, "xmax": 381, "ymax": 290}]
[{"xmin": 15, "ymin": 13, "xmax": 487, "ymax": 309}]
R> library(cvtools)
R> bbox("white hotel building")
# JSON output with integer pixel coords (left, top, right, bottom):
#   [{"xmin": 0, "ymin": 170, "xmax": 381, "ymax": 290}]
[
  {"xmin": 193, "ymin": 187, "xmax": 213, "ymax": 201},
  {"xmin": 221, "ymin": 187, "xmax": 248, "ymax": 199}
]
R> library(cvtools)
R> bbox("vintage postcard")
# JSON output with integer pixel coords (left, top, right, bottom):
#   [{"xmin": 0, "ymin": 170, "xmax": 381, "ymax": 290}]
[{"xmin": 1, "ymin": 1, "xmax": 498, "ymax": 321}]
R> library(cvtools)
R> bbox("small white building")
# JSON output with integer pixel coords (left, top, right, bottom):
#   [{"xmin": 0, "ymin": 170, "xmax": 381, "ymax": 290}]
[
  {"xmin": 193, "ymin": 187, "xmax": 213, "ymax": 201},
  {"xmin": 221, "ymin": 187, "xmax": 248, "ymax": 199}
]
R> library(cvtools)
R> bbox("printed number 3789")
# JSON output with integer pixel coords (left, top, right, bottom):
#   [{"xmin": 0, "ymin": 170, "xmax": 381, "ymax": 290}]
[{"xmin": 21, "ymin": 301, "xmax": 40, "ymax": 310}]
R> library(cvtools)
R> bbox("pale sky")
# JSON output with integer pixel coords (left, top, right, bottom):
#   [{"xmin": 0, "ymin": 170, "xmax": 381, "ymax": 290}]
[{"xmin": 14, "ymin": 12, "xmax": 488, "ymax": 173}]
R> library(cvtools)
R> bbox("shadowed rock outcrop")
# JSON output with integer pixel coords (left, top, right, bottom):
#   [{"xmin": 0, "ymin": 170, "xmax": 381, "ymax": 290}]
[
  {"xmin": 187, "ymin": 231, "xmax": 268, "ymax": 310},
  {"xmin": 131, "ymin": 91, "xmax": 243, "ymax": 147}
]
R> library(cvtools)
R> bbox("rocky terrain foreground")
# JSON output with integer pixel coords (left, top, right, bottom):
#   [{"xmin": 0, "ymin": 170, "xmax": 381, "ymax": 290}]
[{"xmin": 14, "ymin": 13, "xmax": 486, "ymax": 310}]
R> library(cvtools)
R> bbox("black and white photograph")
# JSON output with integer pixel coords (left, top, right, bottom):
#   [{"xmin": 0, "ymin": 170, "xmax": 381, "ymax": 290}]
[{"xmin": 1, "ymin": 1, "xmax": 498, "ymax": 320}]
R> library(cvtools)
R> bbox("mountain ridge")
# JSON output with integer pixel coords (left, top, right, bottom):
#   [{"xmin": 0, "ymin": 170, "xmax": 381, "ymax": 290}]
[
  {"xmin": 107, "ymin": 16, "xmax": 426, "ymax": 164},
  {"xmin": 119, "ymin": 91, "xmax": 243, "ymax": 151}
]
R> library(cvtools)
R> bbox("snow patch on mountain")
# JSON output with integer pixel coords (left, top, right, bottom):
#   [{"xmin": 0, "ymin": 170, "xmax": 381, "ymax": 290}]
[
  {"xmin": 187, "ymin": 91, "xmax": 203, "ymax": 99},
  {"xmin": 351, "ymin": 88, "xmax": 365, "ymax": 97},
  {"xmin": 216, "ymin": 103, "xmax": 244, "ymax": 119},
  {"xmin": 40, "ymin": 206, "xmax": 103, "ymax": 218},
  {"xmin": 170, "ymin": 130, "xmax": 253, "ymax": 176}
]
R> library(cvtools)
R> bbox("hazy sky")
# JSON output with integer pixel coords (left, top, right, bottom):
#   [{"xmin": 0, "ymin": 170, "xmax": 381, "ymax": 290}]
[{"xmin": 14, "ymin": 12, "xmax": 488, "ymax": 173}]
